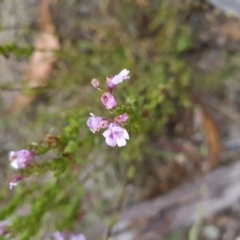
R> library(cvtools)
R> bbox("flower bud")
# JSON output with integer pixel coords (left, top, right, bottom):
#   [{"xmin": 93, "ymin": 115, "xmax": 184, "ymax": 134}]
[
  {"xmin": 9, "ymin": 176, "xmax": 24, "ymax": 189},
  {"xmin": 101, "ymin": 92, "xmax": 117, "ymax": 110},
  {"xmin": 114, "ymin": 113, "xmax": 128, "ymax": 124},
  {"xmin": 91, "ymin": 78, "xmax": 100, "ymax": 88}
]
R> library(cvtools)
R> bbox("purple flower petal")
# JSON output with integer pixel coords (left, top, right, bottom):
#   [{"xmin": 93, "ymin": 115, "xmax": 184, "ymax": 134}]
[
  {"xmin": 105, "ymin": 136, "xmax": 116, "ymax": 147},
  {"xmin": 102, "ymin": 123, "xmax": 129, "ymax": 147},
  {"xmin": 9, "ymin": 176, "xmax": 24, "ymax": 189},
  {"xmin": 9, "ymin": 150, "xmax": 35, "ymax": 170},
  {"xmin": 111, "ymin": 69, "xmax": 130, "ymax": 85},
  {"xmin": 101, "ymin": 93, "xmax": 117, "ymax": 110},
  {"xmin": 102, "ymin": 129, "xmax": 111, "ymax": 138},
  {"xmin": 87, "ymin": 113, "xmax": 109, "ymax": 133}
]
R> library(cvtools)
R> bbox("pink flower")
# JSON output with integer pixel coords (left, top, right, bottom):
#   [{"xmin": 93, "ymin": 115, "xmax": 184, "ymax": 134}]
[
  {"xmin": 87, "ymin": 113, "xmax": 109, "ymax": 133},
  {"xmin": 114, "ymin": 113, "xmax": 128, "ymax": 124},
  {"xmin": 47, "ymin": 232, "xmax": 86, "ymax": 240},
  {"xmin": 106, "ymin": 77, "xmax": 115, "ymax": 92},
  {"xmin": 101, "ymin": 92, "xmax": 117, "ymax": 109},
  {"xmin": 111, "ymin": 69, "xmax": 130, "ymax": 85},
  {"xmin": 103, "ymin": 123, "xmax": 129, "ymax": 147},
  {"xmin": 91, "ymin": 78, "xmax": 100, "ymax": 88},
  {"xmin": 9, "ymin": 150, "xmax": 35, "ymax": 169},
  {"xmin": 0, "ymin": 220, "xmax": 9, "ymax": 235},
  {"xmin": 9, "ymin": 176, "xmax": 24, "ymax": 189}
]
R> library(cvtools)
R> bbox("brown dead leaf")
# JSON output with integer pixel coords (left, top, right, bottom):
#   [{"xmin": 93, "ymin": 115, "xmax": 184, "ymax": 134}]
[
  {"xmin": 191, "ymin": 95, "xmax": 221, "ymax": 170},
  {"xmin": 200, "ymin": 104, "xmax": 221, "ymax": 169},
  {"xmin": 8, "ymin": 0, "xmax": 60, "ymax": 114}
]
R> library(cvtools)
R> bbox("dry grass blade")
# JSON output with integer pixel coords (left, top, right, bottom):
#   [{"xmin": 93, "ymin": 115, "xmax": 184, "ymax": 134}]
[
  {"xmin": 201, "ymin": 105, "xmax": 221, "ymax": 169},
  {"xmin": 191, "ymin": 94, "xmax": 222, "ymax": 170}
]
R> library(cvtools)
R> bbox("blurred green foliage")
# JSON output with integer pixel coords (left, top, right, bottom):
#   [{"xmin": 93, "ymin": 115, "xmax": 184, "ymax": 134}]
[{"xmin": 0, "ymin": 44, "xmax": 34, "ymax": 58}]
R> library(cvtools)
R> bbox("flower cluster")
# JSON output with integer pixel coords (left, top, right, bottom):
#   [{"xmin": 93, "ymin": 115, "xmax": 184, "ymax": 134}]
[
  {"xmin": 8, "ymin": 150, "xmax": 35, "ymax": 189},
  {"xmin": 87, "ymin": 69, "xmax": 130, "ymax": 147}
]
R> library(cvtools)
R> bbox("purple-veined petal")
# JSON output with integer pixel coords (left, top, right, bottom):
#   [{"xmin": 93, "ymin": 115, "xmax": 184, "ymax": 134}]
[
  {"xmin": 111, "ymin": 126, "xmax": 124, "ymax": 132},
  {"xmin": 105, "ymin": 137, "xmax": 116, "ymax": 147}
]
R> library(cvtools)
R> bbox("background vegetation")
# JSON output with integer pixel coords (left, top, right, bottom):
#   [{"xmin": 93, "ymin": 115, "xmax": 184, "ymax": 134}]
[{"xmin": 0, "ymin": 0, "xmax": 238, "ymax": 239}]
